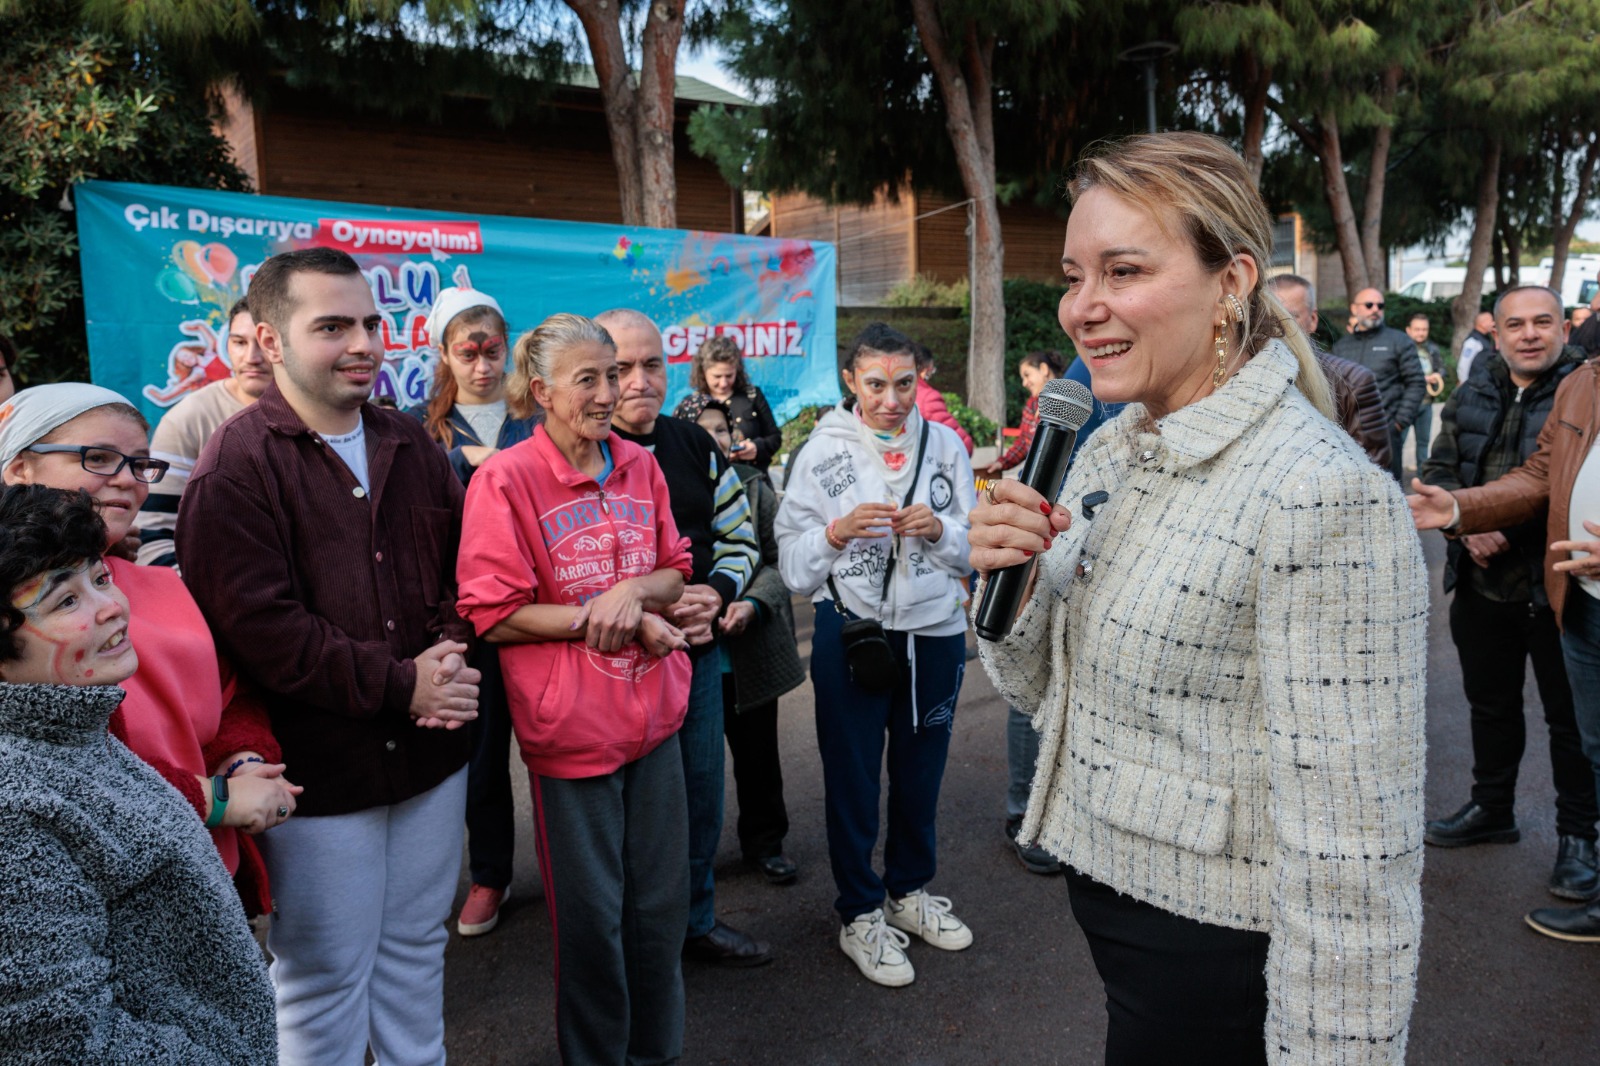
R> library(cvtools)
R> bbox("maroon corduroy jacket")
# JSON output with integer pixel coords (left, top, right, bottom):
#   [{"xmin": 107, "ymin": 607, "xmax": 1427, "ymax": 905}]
[{"xmin": 175, "ymin": 384, "xmax": 471, "ymax": 817}]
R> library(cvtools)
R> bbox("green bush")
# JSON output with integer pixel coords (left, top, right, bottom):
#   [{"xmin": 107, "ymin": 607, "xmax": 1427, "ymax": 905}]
[
  {"xmin": 883, "ymin": 273, "xmax": 969, "ymax": 309},
  {"xmin": 942, "ymin": 391, "xmax": 998, "ymax": 448},
  {"xmin": 779, "ymin": 403, "xmax": 832, "ymax": 460},
  {"xmin": 998, "ymin": 279, "xmax": 1071, "ymax": 425}
]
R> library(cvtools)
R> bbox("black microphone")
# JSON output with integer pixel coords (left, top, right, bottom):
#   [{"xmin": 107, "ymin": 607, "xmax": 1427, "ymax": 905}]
[{"xmin": 974, "ymin": 378, "xmax": 1095, "ymax": 642}]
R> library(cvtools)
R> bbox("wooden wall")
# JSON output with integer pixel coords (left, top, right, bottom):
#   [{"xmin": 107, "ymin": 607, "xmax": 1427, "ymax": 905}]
[
  {"xmin": 248, "ymin": 91, "xmax": 737, "ymax": 232},
  {"xmin": 769, "ymin": 190, "xmax": 916, "ymax": 305},
  {"xmin": 769, "ymin": 187, "xmax": 1069, "ymax": 305},
  {"xmin": 912, "ymin": 191, "xmax": 1068, "ymax": 285}
]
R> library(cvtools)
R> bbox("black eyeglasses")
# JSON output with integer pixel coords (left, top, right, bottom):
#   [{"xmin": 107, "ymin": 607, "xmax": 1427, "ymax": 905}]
[
  {"xmin": 24, "ymin": 444, "xmax": 170, "ymax": 484},
  {"xmin": 1361, "ymin": 301, "xmax": 1385, "ymax": 310}
]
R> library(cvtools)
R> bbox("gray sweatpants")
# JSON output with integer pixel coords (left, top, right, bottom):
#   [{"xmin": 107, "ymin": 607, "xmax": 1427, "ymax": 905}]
[
  {"xmin": 530, "ymin": 735, "xmax": 690, "ymax": 1066},
  {"xmin": 258, "ymin": 767, "xmax": 467, "ymax": 1066}
]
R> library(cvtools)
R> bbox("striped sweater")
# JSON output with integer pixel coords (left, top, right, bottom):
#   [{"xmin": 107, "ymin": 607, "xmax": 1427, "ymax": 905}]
[{"xmin": 979, "ymin": 340, "xmax": 1428, "ymax": 1064}]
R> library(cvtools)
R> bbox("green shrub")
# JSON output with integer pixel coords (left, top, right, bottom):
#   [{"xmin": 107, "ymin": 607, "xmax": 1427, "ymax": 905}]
[
  {"xmin": 998, "ymin": 279, "xmax": 1071, "ymax": 425},
  {"xmin": 942, "ymin": 391, "xmax": 998, "ymax": 448},
  {"xmin": 779, "ymin": 404, "xmax": 832, "ymax": 459},
  {"xmin": 883, "ymin": 273, "xmax": 969, "ymax": 308}
]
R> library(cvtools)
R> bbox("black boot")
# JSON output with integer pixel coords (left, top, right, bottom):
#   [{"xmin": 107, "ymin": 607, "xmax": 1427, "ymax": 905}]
[
  {"xmin": 1549, "ymin": 836, "xmax": 1600, "ymax": 900},
  {"xmin": 1526, "ymin": 897, "xmax": 1600, "ymax": 942},
  {"xmin": 1424, "ymin": 801, "xmax": 1520, "ymax": 847}
]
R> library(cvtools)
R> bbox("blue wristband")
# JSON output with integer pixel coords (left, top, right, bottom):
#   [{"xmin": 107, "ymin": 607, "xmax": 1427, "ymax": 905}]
[{"xmin": 225, "ymin": 755, "xmax": 265, "ymax": 778}]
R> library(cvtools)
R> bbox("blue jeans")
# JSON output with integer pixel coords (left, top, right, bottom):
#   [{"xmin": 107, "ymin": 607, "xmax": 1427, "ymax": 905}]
[
  {"xmin": 1561, "ymin": 589, "xmax": 1600, "ymax": 807},
  {"xmin": 1409, "ymin": 403, "xmax": 1434, "ymax": 469},
  {"xmin": 679, "ymin": 651, "xmax": 726, "ymax": 938},
  {"xmin": 1006, "ymin": 706, "xmax": 1037, "ymax": 821},
  {"xmin": 810, "ymin": 602, "xmax": 966, "ymax": 922}
]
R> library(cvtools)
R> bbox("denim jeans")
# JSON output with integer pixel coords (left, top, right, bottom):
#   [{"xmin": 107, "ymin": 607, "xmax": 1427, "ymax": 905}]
[
  {"xmin": 1006, "ymin": 705, "xmax": 1038, "ymax": 821},
  {"xmin": 810, "ymin": 603, "xmax": 966, "ymax": 922},
  {"xmin": 1561, "ymin": 589, "xmax": 1600, "ymax": 807},
  {"xmin": 679, "ymin": 651, "xmax": 726, "ymax": 938},
  {"xmin": 1409, "ymin": 403, "xmax": 1434, "ymax": 470}
]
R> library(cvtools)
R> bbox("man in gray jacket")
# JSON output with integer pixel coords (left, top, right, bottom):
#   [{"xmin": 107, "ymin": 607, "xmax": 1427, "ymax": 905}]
[{"xmin": 1334, "ymin": 287, "xmax": 1427, "ymax": 482}]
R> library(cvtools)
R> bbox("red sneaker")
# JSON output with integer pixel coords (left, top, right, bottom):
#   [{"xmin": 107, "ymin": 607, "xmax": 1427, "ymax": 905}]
[{"xmin": 456, "ymin": 884, "xmax": 509, "ymax": 937}]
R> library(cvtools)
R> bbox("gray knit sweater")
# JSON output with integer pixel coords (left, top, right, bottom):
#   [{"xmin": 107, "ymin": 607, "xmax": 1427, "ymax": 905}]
[
  {"xmin": 979, "ymin": 341, "xmax": 1427, "ymax": 1064},
  {"xmin": 0, "ymin": 682, "xmax": 277, "ymax": 1064}
]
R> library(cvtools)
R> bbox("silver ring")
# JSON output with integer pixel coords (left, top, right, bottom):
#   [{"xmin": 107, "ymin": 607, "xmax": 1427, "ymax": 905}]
[{"xmin": 277, "ymin": 806, "xmax": 290, "ymax": 818}]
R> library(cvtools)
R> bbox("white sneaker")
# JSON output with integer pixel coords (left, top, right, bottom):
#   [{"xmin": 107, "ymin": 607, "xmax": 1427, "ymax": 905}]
[
  {"xmin": 885, "ymin": 890, "xmax": 973, "ymax": 951},
  {"xmin": 839, "ymin": 908, "xmax": 915, "ymax": 987}
]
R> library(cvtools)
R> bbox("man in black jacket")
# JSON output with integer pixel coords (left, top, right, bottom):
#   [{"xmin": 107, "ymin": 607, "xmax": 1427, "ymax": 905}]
[
  {"xmin": 1334, "ymin": 287, "xmax": 1427, "ymax": 481},
  {"xmin": 1420, "ymin": 285, "xmax": 1599, "ymax": 900},
  {"xmin": 597, "ymin": 308, "xmax": 772, "ymax": 967}
]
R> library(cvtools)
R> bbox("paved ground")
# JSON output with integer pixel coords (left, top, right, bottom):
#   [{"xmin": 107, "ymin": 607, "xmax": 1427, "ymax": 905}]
[{"xmin": 439, "ymin": 529, "xmax": 1600, "ymax": 1065}]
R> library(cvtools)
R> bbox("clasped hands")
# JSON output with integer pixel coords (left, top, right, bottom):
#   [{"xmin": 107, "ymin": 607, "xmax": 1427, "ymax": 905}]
[{"xmin": 835, "ymin": 501, "xmax": 946, "ymax": 543}]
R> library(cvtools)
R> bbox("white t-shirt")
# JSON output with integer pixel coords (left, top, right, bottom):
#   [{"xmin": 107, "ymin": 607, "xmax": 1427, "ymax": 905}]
[
  {"xmin": 1570, "ymin": 435, "xmax": 1600, "ymax": 601},
  {"xmin": 325, "ymin": 422, "xmax": 371, "ymax": 493},
  {"xmin": 459, "ymin": 399, "xmax": 507, "ymax": 447}
]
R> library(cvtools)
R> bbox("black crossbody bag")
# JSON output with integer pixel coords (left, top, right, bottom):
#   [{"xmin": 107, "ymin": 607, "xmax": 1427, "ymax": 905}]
[{"xmin": 826, "ymin": 418, "xmax": 929, "ymax": 693}]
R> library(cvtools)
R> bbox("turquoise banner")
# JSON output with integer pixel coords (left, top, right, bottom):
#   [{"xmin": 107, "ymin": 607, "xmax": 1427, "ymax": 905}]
[{"xmin": 75, "ymin": 181, "xmax": 838, "ymax": 425}]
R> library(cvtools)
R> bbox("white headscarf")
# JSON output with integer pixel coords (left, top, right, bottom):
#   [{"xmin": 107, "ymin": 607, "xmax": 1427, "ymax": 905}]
[
  {"xmin": 425, "ymin": 286, "xmax": 504, "ymax": 350},
  {"xmin": 0, "ymin": 383, "xmax": 140, "ymax": 469}
]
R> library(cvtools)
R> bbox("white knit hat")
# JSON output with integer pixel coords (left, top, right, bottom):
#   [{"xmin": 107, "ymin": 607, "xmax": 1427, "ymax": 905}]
[
  {"xmin": 0, "ymin": 383, "xmax": 138, "ymax": 469},
  {"xmin": 425, "ymin": 286, "xmax": 504, "ymax": 350}
]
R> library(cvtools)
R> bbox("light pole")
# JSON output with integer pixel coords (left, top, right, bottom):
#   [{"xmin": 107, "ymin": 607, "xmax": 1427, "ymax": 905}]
[{"xmin": 1117, "ymin": 41, "xmax": 1178, "ymax": 134}]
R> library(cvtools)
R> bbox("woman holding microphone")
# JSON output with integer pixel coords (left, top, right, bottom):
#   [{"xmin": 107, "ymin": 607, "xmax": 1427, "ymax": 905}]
[{"xmin": 970, "ymin": 133, "xmax": 1427, "ymax": 1064}]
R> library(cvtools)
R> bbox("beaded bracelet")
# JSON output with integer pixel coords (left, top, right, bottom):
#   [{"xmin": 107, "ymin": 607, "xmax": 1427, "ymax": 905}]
[
  {"xmin": 225, "ymin": 755, "xmax": 266, "ymax": 778},
  {"xmin": 825, "ymin": 520, "xmax": 846, "ymax": 551}
]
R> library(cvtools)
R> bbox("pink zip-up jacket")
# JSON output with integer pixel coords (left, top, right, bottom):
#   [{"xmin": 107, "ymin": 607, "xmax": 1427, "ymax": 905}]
[
  {"xmin": 916, "ymin": 379, "xmax": 975, "ymax": 454},
  {"xmin": 456, "ymin": 427, "xmax": 694, "ymax": 778}
]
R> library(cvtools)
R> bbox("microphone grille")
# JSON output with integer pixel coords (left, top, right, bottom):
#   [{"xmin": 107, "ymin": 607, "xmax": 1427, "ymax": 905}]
[{"xmin": 1036, "ymin": 378, "xmax": 1094, "ymax": 431}]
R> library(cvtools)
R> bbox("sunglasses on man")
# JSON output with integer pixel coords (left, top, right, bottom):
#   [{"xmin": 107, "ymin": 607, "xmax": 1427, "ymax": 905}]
[{"xmin": 1361, "ymin": 301, "xmax": 1385, "ymax": 310}]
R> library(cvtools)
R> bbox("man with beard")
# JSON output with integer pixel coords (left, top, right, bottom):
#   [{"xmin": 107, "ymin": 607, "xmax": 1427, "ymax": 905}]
[
  {"xmin": 1334, "ymin": 286, "xmax": 1427, "ymax": 481},
  {"xmin": 1418, "ymin": 285, "xmax": 1597, "ymax": 903},
  {"xmin": 177, "ymin": 247, "xmax": 480, "ymax": 1065}
]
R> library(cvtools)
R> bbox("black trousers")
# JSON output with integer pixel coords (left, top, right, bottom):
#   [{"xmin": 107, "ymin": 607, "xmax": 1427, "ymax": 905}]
[
  {"xmin": 1066, "ymin": 867, "xmax": 1269, "ymax": 1066},
  {"xmin": 1450, "ymin": 585, "xmax": 1599, "ymax": 838},
  {"xmin": 464, "ymin": 643, "xmax": 515, "ymax": 889},
  {"xmin": 721, "ymin": 676, "xmax": 790, "ymax": 859}
]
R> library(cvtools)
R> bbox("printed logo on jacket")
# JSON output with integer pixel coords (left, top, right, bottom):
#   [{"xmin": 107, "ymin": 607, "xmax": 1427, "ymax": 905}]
[{"xmin": 539, "ymin": 491, "xmax": 663, "ymax": 682}]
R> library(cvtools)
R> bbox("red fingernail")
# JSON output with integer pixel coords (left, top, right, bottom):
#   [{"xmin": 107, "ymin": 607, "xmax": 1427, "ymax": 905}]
[
  {"xmin": 1040, "ymin": 502, "xmax": 1053, "ymax": 515},
  {"xmin": 1023, "ymin": 550, "xmax": 1035, "ymax": 557}
]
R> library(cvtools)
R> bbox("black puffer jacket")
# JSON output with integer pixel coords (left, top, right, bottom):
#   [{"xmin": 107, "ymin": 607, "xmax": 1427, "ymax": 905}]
[
  {"xmin": 1332, "ymin": 324, "xmax": 1427, "ymax": 430},
  {"xmin": 1420, "ymin": 346, "xmax": 1584, "ymax": 604}
]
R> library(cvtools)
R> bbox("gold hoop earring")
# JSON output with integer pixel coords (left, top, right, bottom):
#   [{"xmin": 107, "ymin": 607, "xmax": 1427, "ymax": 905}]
[
  {"xmin": 1213, "ymin": 322, "xmax": 1229, "ymax": 388},
  {"xmin": 1226, "ymin": 293, "xmax": 1245, "ymax": 323}
]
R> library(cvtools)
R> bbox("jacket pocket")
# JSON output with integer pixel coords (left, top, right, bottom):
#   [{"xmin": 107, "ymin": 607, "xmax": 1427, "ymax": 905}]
[
  {"xmin": 1081, "ymin": 750, "xmax": 1236, "ymax": 856},
  {"xmin": 410, "ymin": 506, "xmax": 454, "ymax": 612},
  {"xmin": 1558, "ymin": 419, "xmax": 1584, "ymax": 435}
]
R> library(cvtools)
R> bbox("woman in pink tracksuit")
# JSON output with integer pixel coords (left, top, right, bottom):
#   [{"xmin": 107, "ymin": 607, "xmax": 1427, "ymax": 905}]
[{"xmin": 456, "ymin": 312, "xmax": 694, "ymax": 1066}]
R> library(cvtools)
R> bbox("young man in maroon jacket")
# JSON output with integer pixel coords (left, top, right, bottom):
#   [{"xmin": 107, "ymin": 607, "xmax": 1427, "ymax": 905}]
[{"xmin": 177, "ymin": 247, "xmax": 480, "ymax": 1066}]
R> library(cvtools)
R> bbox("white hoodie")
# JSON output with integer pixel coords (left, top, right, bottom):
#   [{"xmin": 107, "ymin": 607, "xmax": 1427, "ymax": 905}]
[{"xmin": 776, "ymin": 404, "xmax": 975, "ymax": 636}]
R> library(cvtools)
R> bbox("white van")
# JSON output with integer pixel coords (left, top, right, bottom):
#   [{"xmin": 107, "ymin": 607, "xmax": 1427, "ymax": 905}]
[{"xmin": 1399, "ymin": 256, "xmax": 1600, "ymax": 307}]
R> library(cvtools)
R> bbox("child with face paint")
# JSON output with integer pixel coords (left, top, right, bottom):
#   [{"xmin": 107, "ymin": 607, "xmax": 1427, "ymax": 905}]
[
  {"xmin": 0, "ymin": 383, "xmax": 299, "ymax": 916},
  {"xmin": 774, "ymin": 322, "xmax": 978, "ymax": 987},
  {"xmin": 0, "ymin": 484, "xmax": 277, "ymax": 1062},
  {"xmin": 408, "ymin": 285, "xmax": 540, "ymax": 937}
]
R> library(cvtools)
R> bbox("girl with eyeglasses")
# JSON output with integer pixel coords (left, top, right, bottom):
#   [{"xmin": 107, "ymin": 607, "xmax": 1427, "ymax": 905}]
[{"xmin": 0, "ymin": 383, "xmax": 300, "ymax": 917}]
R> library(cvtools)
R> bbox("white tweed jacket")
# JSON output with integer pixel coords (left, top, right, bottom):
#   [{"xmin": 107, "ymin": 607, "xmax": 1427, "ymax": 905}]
[{"xmin": 979, "ymin": 341, "xmax": 1427, "ymax": 1065}]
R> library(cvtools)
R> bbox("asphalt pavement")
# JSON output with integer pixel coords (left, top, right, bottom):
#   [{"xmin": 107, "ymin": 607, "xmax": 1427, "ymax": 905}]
[{"xmin": 439, "ymin": 529, "xmax": 1600, "ymax": 1065}]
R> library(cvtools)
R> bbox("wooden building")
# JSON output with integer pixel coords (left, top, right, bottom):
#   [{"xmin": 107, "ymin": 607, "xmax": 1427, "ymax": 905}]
[
  {"xmin": 215, "ymin": 72, "xmax": 747, "ymax": 233},
  {"xmin": 767, "ymin": 188, "xmax": 1071, "ymax": 305}
]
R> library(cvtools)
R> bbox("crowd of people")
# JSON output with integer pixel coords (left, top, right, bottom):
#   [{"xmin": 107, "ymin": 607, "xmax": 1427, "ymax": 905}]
[{"xmin": 1, "ymin": 128, "xmax": 1597, "ymax": 1065}]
